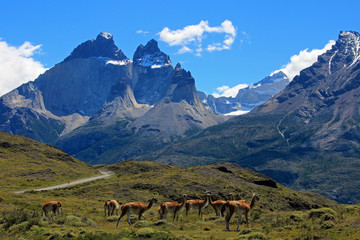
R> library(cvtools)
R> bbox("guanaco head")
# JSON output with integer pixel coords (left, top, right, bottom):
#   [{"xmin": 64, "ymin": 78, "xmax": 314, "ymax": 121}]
[
  {"xmin": 150, "ymin": 196, "xmax": 158, "ymax": 203},
  {"xmin": 229, "ymin": 193, "xmax": 235, "ymax": 200},
  {"xmin": 57, "ymin": 202, "xmax": 62, "ymax": 207},
  {"xmin": 116, "ymin": 200, "xmax": 122, "ymax": 205}
]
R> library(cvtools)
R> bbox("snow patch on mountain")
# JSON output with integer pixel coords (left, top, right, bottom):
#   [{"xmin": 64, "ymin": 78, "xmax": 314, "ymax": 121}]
[
  {"xmin": 224, "ymin": 109, "xmax": 250, "ymax": 116},
  {"xmin": 137, "ymin": 53, "xmax": 171, "ymax": 68},
  {"xmin": 106, "ymin": 59, "xmax": 133, "ymax": 66}
]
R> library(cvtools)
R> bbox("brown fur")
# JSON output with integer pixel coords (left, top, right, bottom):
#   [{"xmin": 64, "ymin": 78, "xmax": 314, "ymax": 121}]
[
  {"xmin": 224, "ymin": 193, "xmax": 259, "ymax": 231},
  {"xmin": 209, "ymin": 197, "xmax": 227, "ymax": 217},
  {"xmin": 159, "ymin": 194, "xmax": 187, "ymax": 220},
  {"xmin": 116, "ymin": 196, "xmax": 157, "ymax": 226},
  {"xmin": 104, "ymin": 200, "xmax": 120, "ymax": 216},
  {"xmin": 41, "ymin": 201, "xmax": 62, "ymax": 217},
  {"xmin": 185, "ymin": 193, "xmax": 211, "ymax": 219}
]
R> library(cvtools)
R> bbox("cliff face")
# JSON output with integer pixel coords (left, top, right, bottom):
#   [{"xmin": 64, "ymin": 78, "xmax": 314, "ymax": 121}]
[{"xmin": 0, "ymin": 33, "xmax": 224, "ymax": 163}]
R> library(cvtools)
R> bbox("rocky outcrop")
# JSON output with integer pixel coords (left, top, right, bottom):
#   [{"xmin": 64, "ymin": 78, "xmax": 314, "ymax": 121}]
[{"xmin": 130, "ymin": 63, "xmax": 224, "ymax": 138}]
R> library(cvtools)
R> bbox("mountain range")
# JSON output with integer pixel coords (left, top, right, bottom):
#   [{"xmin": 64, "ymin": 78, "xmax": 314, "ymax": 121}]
[
  {"xmin": 0, "ymin": 32, "xmax": 225, "ymax": 163},
  {"xmin": 1, "ymin": 31, "xmax": 360, "ymax": 204},
  {"xmin": 198, "ymin": 71, "xmax": 290, "ymax": 115},
  {"xmin": 137, "ymin": 31, "xmax": 360, "ymax": 204}
]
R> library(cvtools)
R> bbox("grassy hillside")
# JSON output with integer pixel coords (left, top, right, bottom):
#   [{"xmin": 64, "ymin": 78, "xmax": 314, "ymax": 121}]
[
  {"xmin": 135, "ymin": 112, "xmax": 360, "ymax": 204},
  {"xmin": 1, "ymin": 159, "xmax": 360, "ymax": 239},
  {"xmin": 0, "ymin": 131, "xmax": 98, "ymax": 192}
]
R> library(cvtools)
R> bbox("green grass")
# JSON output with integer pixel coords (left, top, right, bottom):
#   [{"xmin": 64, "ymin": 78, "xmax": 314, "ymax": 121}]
[
  {"xmin": 1, "ymin": 133, "xmax": 360, "ymax": 239},
  {"xmin": 2, "ymin": 159, "xmax": 360, "ymax": 239},
  {"xmin": 0, "ymin": 131, "xmax": 98, "ymax": 192}
]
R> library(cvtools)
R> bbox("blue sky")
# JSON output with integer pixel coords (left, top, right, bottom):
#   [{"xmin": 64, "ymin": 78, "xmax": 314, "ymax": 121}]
[{"xmin": 1, "ymin": 0, "xmax": 359, "ymax": 96}]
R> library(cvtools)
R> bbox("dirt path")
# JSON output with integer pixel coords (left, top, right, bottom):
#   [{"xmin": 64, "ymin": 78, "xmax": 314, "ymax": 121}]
[{"xmin": 14, "ymin": 169, "xmax": 114, "ymax": 194}]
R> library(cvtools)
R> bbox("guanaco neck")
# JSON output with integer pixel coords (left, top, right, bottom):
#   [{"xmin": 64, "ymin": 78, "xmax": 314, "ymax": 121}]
[
  {"xmin": 180, "ymin": 196, "xmax": 187, "ymax": 207},
  {"xmin": 249, "ymin": 195, "xmax": 256, "ymax": 209},
  {"xmin": 203, "ymin": 194, "xmax": 210, "ymax": 206},
  {"xmin": 146, "ymin": 199, "xmax": 154, "ymax": 210},
  {"xmin": 209, "ymin": 195, "xmax": 214, "ymax": 205}
]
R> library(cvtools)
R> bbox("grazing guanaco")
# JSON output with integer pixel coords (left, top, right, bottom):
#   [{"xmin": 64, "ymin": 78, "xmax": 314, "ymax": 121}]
[
  {"xmin": 104, "ymin": 200, "xmax": 110, "ymax": 216},
  {"xmin": 159, "ymin": 194, "xmax": 187, "ymax": 220},
  {"xmin": 224, "ymin": 193, "xmax": 259, "ymax": 231},
  {"xmin": 41, "ymin": 201, "xmax": 62, "ymax": 217},
  {"xmin": 104, "ymin": 200, "xmax": 120, "ymax": 216},
  {"xmin": 185, "ymin": 193, "xmax": 211, "ymax": 219},
  {"xmin": 116, "ymin": 196, "xmax": 158, "ymax": 226}
]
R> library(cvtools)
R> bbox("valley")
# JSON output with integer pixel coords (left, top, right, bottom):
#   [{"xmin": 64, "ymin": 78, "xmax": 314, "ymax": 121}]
[{"xmin": 1, "ymin": 30, "xmax": 360, "ymax": 239}]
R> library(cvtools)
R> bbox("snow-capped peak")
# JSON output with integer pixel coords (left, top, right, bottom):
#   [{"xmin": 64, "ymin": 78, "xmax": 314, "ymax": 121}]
[
  {"xmin": 133, "ymin": 39, "xmax": 172, "ymax": 68},
  {"xmin": 339, "ymin": 31, "xmax": 360, "ymax": 68},
  {"xmin": 99, "ymin": 32, "xmax": 113, "ymax": 40}
]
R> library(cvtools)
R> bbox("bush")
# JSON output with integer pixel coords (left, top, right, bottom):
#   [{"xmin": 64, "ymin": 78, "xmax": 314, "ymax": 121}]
[
  {"xmin": 308, "ymin": 208, "xmax": 337, "ymax": 229},
  {"xmin": 64, "ymin": 214, "xmax": 97, "ymax": 227},
  {"xmin": 133, "ymin": 227, "xmax": 171, "ymax": 239},
  {"xmin": 237, "ymin": 231, "xmax": 268, "ymax": 240},
  {"xmin": 76, "ymin": 230, "xmax": 132, "ymax": 240},
  {"xmin": 1, "ymin": 208, "xmax": 40, "ymax": 231}
]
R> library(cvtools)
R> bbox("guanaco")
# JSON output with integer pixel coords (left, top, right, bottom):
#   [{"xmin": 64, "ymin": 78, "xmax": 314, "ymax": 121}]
[
  {"xmin": 159, "ymin": 194, "xmax": 187, "ymax": 220},
  {"xmin": 224, "ymin": 193, "xmax": 259, "ymax": 231},
  {"xmin": 116, "ymin": 196, "xmax": 158, "ymax": 226},
  {"xmin": 41, "ymin": 201, "xmax": 62, "ymax": 217},
  {"xmin": 185, "ymin": 193, "xmax": 211, "ymax": 219},
  {"xmin": 208, "ymin": 194, "xmax": 227, "ymax": 217},
  {"xmin": 104, "ymin": 200, "xmax": 120, "ymax": 216}
]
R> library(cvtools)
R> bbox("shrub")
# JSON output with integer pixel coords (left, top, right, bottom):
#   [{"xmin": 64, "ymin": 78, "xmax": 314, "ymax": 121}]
[
  {"xmin": 133, "ymin": 227, "xmax": 171, "ymax": 239},
  {"xmin": 1, "ymin": 208, "xmax": 40, "ymax": 231},
  {"xmin": 63, "ymin": 214, "xmax": 97, "ymax": 227},
  {"xmin": 308, "ymin": 208, "xmax": 337, "ymax": 229}
]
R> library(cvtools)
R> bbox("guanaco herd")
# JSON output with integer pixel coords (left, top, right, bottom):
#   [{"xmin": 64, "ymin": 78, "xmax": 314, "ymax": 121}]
[{"xmin": 42, "ymin": 192, "xmax": 259, "ymax": 231}]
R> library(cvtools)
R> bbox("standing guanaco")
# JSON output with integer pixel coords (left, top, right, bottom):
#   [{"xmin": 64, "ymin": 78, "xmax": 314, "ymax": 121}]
[
  {"xmin": 185, "ymin": 192, "xmax": 211, "ymax": 219},
  {"xmin": 116, "ymin": 196, "xmax": 157, "ymax": 226},
  {"xmin": 159, "ymin": 194, "xmax": 187, "ymax": 220},
  {"xmin": 208, "ymin": 194, "xmax": 227, "ymax": 217},
  {"xmin": 224, "ymin": 193, "xmax": 259, "ymax": 231}
]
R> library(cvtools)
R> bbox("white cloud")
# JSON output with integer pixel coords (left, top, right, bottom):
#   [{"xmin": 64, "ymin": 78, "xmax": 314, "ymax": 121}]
[
  {"xmin": 177, "ymin": 46, "xmax": 192, "ymax": 54},
  {"xmin": 136, "ymin": 30, "xmax": 149, "ymax": 35},
  {"xmin": 159, "ymin": 20, "xmax": 237, "ymax": 56},
  {"xmin": 212, "ymin": 83, "xmax": 248, "ymax": 98},
  {"xmin": 272, "ymin": 40, "xmax": 335, "ymax": 81},
  {"xmin": 0, "ymin": 39, "xmax": 47, "ymax": 96}
]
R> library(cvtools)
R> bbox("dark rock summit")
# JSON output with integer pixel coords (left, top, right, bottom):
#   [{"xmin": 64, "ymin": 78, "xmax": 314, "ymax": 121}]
[
  {"xmin": 64, "ymin": 32, "xmax": 128, "ymax": 62},
  {"xmin": 133, "ymin": 39, "xmax": 171, "ymax": 67}
]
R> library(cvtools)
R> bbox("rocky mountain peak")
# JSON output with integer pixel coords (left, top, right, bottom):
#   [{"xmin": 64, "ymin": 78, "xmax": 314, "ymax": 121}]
[
  {"xmin": 168, "ymin": 66, "xmax": 197, "ymax": 104},
  {"xmin": 175, "ymin": 62, "xmax": 182, "ymax": 70},
  {"xmin": 64, "ymin": 32, "xmax": 128, "ymax": 62},
  {"xmin": 133, "ymin": 39, "xmax": 172, "ymax": 68},
  {"xmin": 336, "ymin": 31, "xmax": 360, "ymax": 66},
  {"xmin": 248, "ymin": 71, "xmax": 288, "ymax": 89},
  {"xmin": 97, "ymin": 32, "xmax": 113, "ymax": 40}
]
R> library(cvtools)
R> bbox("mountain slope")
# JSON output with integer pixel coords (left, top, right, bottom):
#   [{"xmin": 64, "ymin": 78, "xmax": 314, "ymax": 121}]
[
  {"xmin": 0, "ymin": 33, "xmax": 224, "ymax": 164},
  {"xmin": 0, "ymin": 131, "xmax": 97, "ymax": 192},
  {"xmin": 140, "ymin": 31, "xmax": 360, "ymax": 204},
  {"xmin": 130, "ymin": 63, "xmax": 225, "ymax": 138}
]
